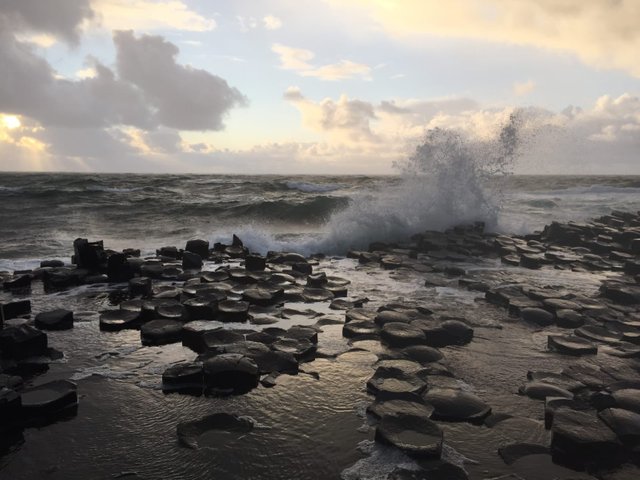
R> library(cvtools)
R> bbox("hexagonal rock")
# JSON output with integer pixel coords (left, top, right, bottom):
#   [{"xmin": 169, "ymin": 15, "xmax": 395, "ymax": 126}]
[
  {"xmin": 345, "ymin": 308, "xmax": 377, "ymax": 323},
  {"xmin": 548, "ymin": 335, "xmax": 597, "ymax": 356},
  {"xmin": 162, "ymin": 362, "xmax": 204, "ymax": 394},
  {"xmin": 520, "ymin": 307, "xmax": 555, "ymax": 326},
  {"xmin": 612, "ymin": 389, "xmax": 640, "ymax": 414},
  {"xmin": 423, "ymin": 388, "xmax": 491, "ymax": 423},
  {"xmin": 99, "ymin": 310, "xmax": 141, "ymax": 331},
  {"xmin": 342, "ymin": 320, "xmax": 379, "ymax": 339},
  {"xmin": 401, "ymin": 345, "xmax": 443, "ymax": 364},
  {"xmin": 140, "ymin": 319, "xmax": 183, "ymax": 346},
  {"xmin": 519, "ymin": 381, "xmax": 574, "ymax": 400},
  {"xmin": 598, "ymin": 408, "xmax": 640, "ymax": 448},
  {"xmin": 0, "ymin": 324, "xmax": 48, "ymax": 359},
  {"xmin": 414, "ymin": 320, "xmax": 473, "ymax": 348},
  {"xmin": 381, "ymin": 322, "xmax": 427, "ymax": 348},
  {"xmin": 551, "ymin": 408, "xmax": 620, "ymax": 468},
  {"xmin": 285, "ymin": 325, "xmax": 318, "ymax": 344},
  {"xmin": 367, "ymin": 399, "xmax": 435, "ymax": 420},
  {"xmin": 555, "ymin": 309, "xmax": 584, "ymax": 328},
  {"xmin": 575, "ymin": 325, "xmax": 623, "ymax": 344},
  {"xmin": 374, "ymin": 310, "xmax": 411, "ymax": 327},
  {"xmin": 34, "ymin": 309, "xmax": 74, "ymax": 331},
  {"xmin": 217, "ymin": 300, "xmax": 250, "ymax": 322},
  {"xmin": 242, "ymin": 288, "xmax": 276, "ymax": 306},
  {"xmin": 21, "ymin": 379, "xmax": 78, "ymax": 419},
  {"xmin": 302, "ymin": 288, "xmax": 334, "ymax": 302},
  {"xmin": 202, "ymin": 353, "xmax": 259, "ymax": 395},
  {"xmin": 543, "ymin": 298, "xmax": 582, "ymax": 312},
  {"xmin": 375, "ymin": 413, "xmax": 443, "ymax": 459},
  {"xmin": 367, "ymin": 366, "xmax": 427, "ymax": 401},
  {"xmin": 271, "ymin": 337, "xmax": 315, "ymax": 360}
]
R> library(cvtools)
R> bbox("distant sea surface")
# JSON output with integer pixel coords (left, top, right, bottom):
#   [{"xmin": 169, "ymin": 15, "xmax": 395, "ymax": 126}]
[{"xmin": 1, "ymin": 173, "xmax": 639, "ymax": 269}]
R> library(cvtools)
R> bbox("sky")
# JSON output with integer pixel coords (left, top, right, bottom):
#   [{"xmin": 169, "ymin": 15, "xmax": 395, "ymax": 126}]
[{"xmin": 0, "ymin": 0, "xmax": 639, "ymax": 174}]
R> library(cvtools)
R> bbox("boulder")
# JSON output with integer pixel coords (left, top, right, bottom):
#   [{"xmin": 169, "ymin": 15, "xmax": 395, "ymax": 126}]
[
  {"xmin": 416, "ymin": 320, "xmax": 473, "ymax": 347},
  {"xmin": 3, "ymin": 274, "xmax": 31, "ymax": 291},
  {"xmin": 217, "ymin": 300, "xmax": 250, "ymax": 322},
  {"xmin": 73, "ymin": 238, "xmax": 105, "ymax": 270},
  {"xmin": 375, "ymin": 413, "xmax": 443, "ymax": 458},
  {"xmin": 0, "ymin": 324, "xmax": 48, "ymax": 359},
  {"xmin": 202, "ymin": 353, "xmax": 259, "ymax": 395},
  {"xmin": 107, "ymin": 253, "xmax": 134, "ymax": 282},
  {"xmin": 128, "ymin": 277, "xmax": 152, "ymax": 297},
  {"xmin": 34, "ymin": 309, "xmax": 74, "ymax": 331},
  {"xmin": 375, "ymin": 310, "xmax": 412, "ymax": 326},
  {"xmin": 185, "ymin": 239, "xmax": 210, "ymax": 259},
  {"xmin": 245, "ymin": 254, "xmax": 266, "ymax": 271},
  {"xmin": 521, "ymin": 308, "xmax": 554, "ymax": 326},
  {"xmin": 182, "ymin": 251, "xmax": 203, "ymax": 270},
  {"xmin": 381, "ymin": 322, "xmax": 427, "ymax": 348},
  {"xmin": 0, "ymin": 300, "xmax": 31, "ymax": 322},
  {"xmin": 555, "ymin": 309, "xmax": 584, "ymax": 328},
  {"xmin": 401, "ymin": 345, "xmax": 443, "ymax": 364},
  {"xmin": 423, "ymin": 388, "xmax": 491, "ymax": 423}
]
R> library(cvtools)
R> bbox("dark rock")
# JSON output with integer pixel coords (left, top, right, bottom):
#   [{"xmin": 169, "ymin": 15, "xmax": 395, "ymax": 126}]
[
  {"xmin": 389, "ymin": 462, "xmax": 468, "ymax": 480},
  {"xmin": 217, "ymin": 300, "xmax": 249, "ymax": 322},
  {"xmin": 107, "ymin": 253, "xmax": 134, "ymax": 282},
  {"xmin": 40, "ymin": 260, "xmax": 64, "ymax": 268},
  {"xmin": 498, "ymin": 443, "xmax": 550, "ymax": 465},
  {"xmin": 3, "ymin": 274, "xmax": 31, "ymax": 291},
  {"xmin": 0, "ymin": 300, "xmax": 31, "ymax": 321},
  {"xmin": 182, "ymin": 251, "xmax": 203, "ymax": 271},
  {"xmin": 21, "ymin": 379, "xmax": 78, "ymax": 421},
  {"xmin": 601, "ymin": 283, "xmax": 640, "ymax": 305},
  {"xmin": 0, "ymin": 324, "xmax": 48, "ymax": 359},
  {"xmin": 555, "ymin": 309, "xmax": 584, "ymax": 328},
  {"xmin": 544, "ymin": 397, "xmax": 581, "ymax": 429},
  {"xmin": 307, "ymin": 272, "xmax": 327, "ymax": 287},
  {"xmin": 245, "ymin": 254, "xmax": 266, "ymax": 271},
  {"xmin": 202, "ymin": 353, "xmax": 259, "ymax": 395},
  {"xmin": 520, "ymin": 254, "xmax": 544, "ymax": 269},
  {"xmin": 551, "ymin": 408, "xmax": 620, "ymax": 468},
  {"xmin": 34, "ymin": 309, "xmax": 73, "ymax": 331},
  {"xmin": 271, "ymin": 337, "xmax": 315, "ymax": 360},
  {"xmin": 543, "ymin": 298, "xmax": 582, "ymax": 312},
  {"xmin": 521, "ymin": 307, "xmax": 555, "ymax": 326},
  {"xmin": 140, "ymin": 320, "xmax": 183, "ymax": 345},
  {"xmin": 367, "ymin": 366, "xmax": 427, "ymax": 401},
  {"xmin": 99, "ymin": 310, "xmax": 140, "ymax": 331},
  {"xmin": 73, "ymin": 238, "xmax": 105, "ymax": 270},
  {"xmin": 185, "ymin": 239, "xmax": 210, "ymax": 259},
  {"xmin": 342, "ymin": 320, "xmax": 379, "ymax": 339},
  {"xmin": 415, "ymin": 320, "xmax": 473, "ymax": 347},
  {"xmin": 128, "ymin": 277, "xmax": 152, "ymax": 297},
  {"xmin": 162, "ymin": 362, "xmax": 203, "ymax": 394},
  {"xmin": 519, "ymin": 381, "xmax": 574, "ymax": 400},
  {"xmin": 401, "ymin": 345, "xmax": 443, "ymax": 364},
  {"xmin": 0, "ymin": 388, "xmax": 22, "ymax": 428},
  {"xmin": 375, "ymin": 413, "xmax": 443, "ymax": 458},
  {"xmin": 242, "ymin": 288, "xmax": 276, "ymax": 306},
  {"xmin": 575, "ymin": 325, "xmax": 623, "ymax": 344},
  {"xmin": 598, "ymin": 408, "xmax": 640, "ymax": 448},
  {"xmin": 548, "ymin": 335, "xmax": 597, "ymax": 355},
  {"xmin": 157, "ymin": 246, "xmax": 179, "ymax": 258},
  {"xmin": 511, "ymin": 454, "xmax": 598, "ymax": 480},
  {"xmin": 285, "ymin": 325, "xmax": 318, "ymax": 344},
  {"xmin": 612, "ymin": 389, "xmax": 640, "ymax": 414},
  {"xmin": 156, "ymin": 304, "xmax": 185, "ymax": 321},
  {"xmin": 381, "ymin": 322, "xmax": 427, "ymax": 348},
  {"xmin": 367, "ymin": 399, "xmax": 435, "ymax": 420},
  {"xmin": 422, "ymin": 388, "xmax": 491, "ymax": 423},
  {"xmin": 375, "ymin": 310, "xmax": 411, "ymax": 326},
  {"xmin": 183, "ymin": 297, "xmax": 217, "ymax": 320},
  {"xmin": 302, "ymin": 288, "xmax": 333, "ymax": 302},
  {"xmin": 177, "ymin": 412, "xmax": 254, "ymax": 449}
]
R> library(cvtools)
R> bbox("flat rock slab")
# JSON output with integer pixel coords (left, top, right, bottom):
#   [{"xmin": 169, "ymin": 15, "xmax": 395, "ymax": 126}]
[
  {"xmin": 548, "ymin": 335, "xmax": 597, "ymax": 355},
  {"xmin": 519, "ymin": 381, "xmax": 574, "ymax": 400},
  {"xmin": 375, "ymin": 413, "xmax": 443, "ymax": 458},
  {"xmin": 21, "ymin": 380, "xmax": 78, "ymax": 419},
  {"xmin": 511, "ymin": 454, "xmax": 597, "ymax": 480},
  {"xmin": 217, "ymin": 300, "xmax": 249, "ymax": 321},
  {"xmin": 551, "ymin": 408, "xmax": 621, "ymax": 468},
  {"xmin": 34, "ymin": 309, "xmax": 74, "ymax": 330},
  {"xmin": 575, "ymin": 325, "xmax": 623, "ymax": 344},
  {"xmin": 342, "ymin": 320, "xmax": 379, "ymax": 339},
  {"xmin": 177, "ymin": 412, "xmax": 253, "ymax": 449},
  {"xmin": 367, "ymin": 399, "xmax": 435, "ymax": 420},
  {"xmin": 498, "ymin": 443, "xmax": 550, "ymax": 465},
  {"xmin": 612, "ymin": 389, "xmax": 640, "ymax": 414},
  {"xmin": 203, "ymin": 353, "xmax": 259, "ymax": 395},
  {"xmin": 162, "ymin": 362, "xmax": 204, "ymax": 394},
  {"xmin": 375, "ymin": 311, "xmax": 412, "ymax": 327},
  {"xmin": 141, "ymin": 319, "xmax": 183, "ymax": 346},
  {"xmin": 555, "ymin": 309, "xmax": 584, "ymax": 328},
  {"xmin": 521, "ymin": 308, "xmax": 555, "ymax": 326},
  {"xmin": 423, "ymin": 388, "xmax": 491, "ymax": 423},
  {"xmin": 99, "ymin": 310, "xmax": 140, "ymax": 331},
  {"xmin": 367, "ymin": 367, "xmax": 427, "ymax": 401},
  {"xmin": 598, "ymin": 408, "xmax": 640, "ymax": 449},
  {"xmin": 401, "ymin": 345, "xmax": 443, "ymax": 364},
  {"xmin": 381, "ymin": 322, "xmax": 427, "ymax": 348},
  {"xmin": 0, "ymin": 324, "xmax": 48, "ymax": 359}
]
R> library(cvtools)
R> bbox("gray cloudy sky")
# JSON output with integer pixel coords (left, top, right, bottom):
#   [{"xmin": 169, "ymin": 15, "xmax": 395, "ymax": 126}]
[{"xmin": 0, "ymin": 0, "xmax": 638, "ymax": 174}]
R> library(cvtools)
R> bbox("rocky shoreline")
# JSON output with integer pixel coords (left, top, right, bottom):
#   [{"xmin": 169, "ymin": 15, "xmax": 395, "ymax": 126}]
[{"xmin": 1, "ymin": 210, "xmax": 640, "ymax": 479}]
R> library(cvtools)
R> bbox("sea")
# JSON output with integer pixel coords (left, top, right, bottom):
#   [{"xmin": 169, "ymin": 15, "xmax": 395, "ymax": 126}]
[{"xmin": 1, "ymin": 172, "xmax": 639, "ymax": 271}]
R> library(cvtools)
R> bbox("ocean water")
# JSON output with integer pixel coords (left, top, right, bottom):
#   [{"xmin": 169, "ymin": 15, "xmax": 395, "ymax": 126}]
[{"xmin": 0, "ymin": 172, "xmax": 639, "ymax": 270}]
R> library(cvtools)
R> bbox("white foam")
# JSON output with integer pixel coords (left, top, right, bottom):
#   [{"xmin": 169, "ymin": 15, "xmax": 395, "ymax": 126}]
[{"xmin": 340, "ymin": 440, "xmax": 421, "ymax": 480}]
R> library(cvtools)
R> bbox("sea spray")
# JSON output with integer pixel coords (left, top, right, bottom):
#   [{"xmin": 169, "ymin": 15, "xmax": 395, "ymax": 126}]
[{"xmin": 237, "ymin": 112, "xmax": 523, "ymax": 255}]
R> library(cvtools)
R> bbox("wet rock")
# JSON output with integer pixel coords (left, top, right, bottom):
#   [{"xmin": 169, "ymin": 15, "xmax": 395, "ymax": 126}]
[
  {"xmin": 285, "ymin": 325, "xmax": 318, "ymax": 344},
  {"xmin": 521, "ymin": 307, "xmax": 555, "ymax": 326},
  {"xmin": 177, "ymin": 412, "xmax": 253, "ymax": 449},
  {"xmin": 34, "ymin": 309, "xmax": 73, "ymax": 331},
  {"xmin": 107, "ymin": 253, "xmax": 134, "ymax": 282},
  {"xmin": 381, "ymin": 322, "xmax": 427, "ymax": 348},
  {"xmin": 367, "ymin": 399, "xmax": 435, "ymax": 420},
  {"xmin": 99, "ymin": 310, "xmax": 140, "ymax": 331},
  {"xmin": 128, "ymin": 277, "xmax": 152, "ymax": 297},
  {"xmin": 498, "ymin": 443, "xmax": 550, "ymax": 465},
  {"xmin": 543, "ymin": 298, "xmax": 582, "ymax": 312},
  {"xmin": 182, "ymin": 251, "xmax": 203, "ymax": 271},
  {"xmin": 520, "ymin": 254, "xmax": 544, "ymax": 269},
  {"xmin": 245, "ymin": 254, "xmax": 266, "ymax": 271},
  {"xmin": 202, "ymin": 353, "xmax": 259, "ymax": 395},
  {"xmin": 375, "ymin": 413, "xmax": 443, "ymax": 459},
  {"xmin": 40, "ymin": 260, "xmax": 64, "ymax": 268},
  {"xmin": 555, "ymin": 309, "xmax": 584, "ymax": 328},
  {"xmin": 185, "ymin": 239, "xmax": 210, "ymax": 260},
  {"xmin": 21, "ymin": 379, "xmax": 78, "ymax": 421},
  {"xmin": 511, "ymin": 454, "xmax": 598, "ymax": 480},
  {"xmin": 343, "ymin": 320, "xmax": 379, "ymax": 339},
  {"xmin": 422, "ymin": 388, "xmax": 491, "ymax": 423},
  {"xmin": 242, "ymin": 288, "xmax": 276, "ymax": 306},
  {"xmin": 73, "ymin": 238, "xmax": 105, "ymax": 270},
  {"xmin": 0, "ymin": 388, "xmax": 22, "ymax": 428},
  {"xmin": 0, "ymin": 324, "xmax": 48, "ymax": 359},
  {"xmin": 3, "ymin": 274, "xmax": 31, "ymax": 291},
  {"xmin": 575, "ymin": 325, "xmax": 623, "ymax": 344},
  {"xmin": 375, "ymin": 310, "xmax": 412, "ymax": 327},
  {"xmin": 183, "ymin": 297, "xmax": 217, "ymax": 320},
  {"xmin": 302, "ymin": 288, "xmax": 334, "ymax": 302},
  {"xmin": 401, "ymin": 345, "xmax": 443, "ymax": 364},
  {"xmin": 0, "ymin": 300, "xmax": 31, "ymax": 321},
  {"xmin": 612, "ymin": 389, "xmax": 640, "ymax": 414},
  {"xmin": 162, "ymin": 362, "xmax": 203, "ymax": 394},
  {"xmin": 140, "ymin": 320, "xmax": 183, "ymax": 346},
  {"xmin": 415, "ymin": 320, "xmax": 474, "ymax": 347},
  {"xmin": 271, "ymin": 337, "xmax": 315, "ymax": 360},
  {"xmin": 551, "ymin": 408, "xmax": 620, "ymax": 468},
  {"xmin": 601, "ymin": 283, "xmax": 640, "ymax": 305},
  {"xmin": 598, "ymin": 408, "xmax": 640, "ymax": 448},
  {"xmin": 548, "ymin": 335, "xmax": 598, "ymax": 355},
  {"xmin": 217, "ymin": 300, "xmax": 249, "ymax": 322},
  {"xmin": 519, "ymin": 381, "xmax": 574, "ymax": 400},
  {"xmin": 367, "ymin": 366, "xmax": 427, "ymax": 401},
  {"xmin": 389, "ymin": 461, "xmax": 468, "ymax": 480}
]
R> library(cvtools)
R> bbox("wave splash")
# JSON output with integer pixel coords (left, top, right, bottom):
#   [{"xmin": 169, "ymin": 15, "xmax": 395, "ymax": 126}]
[{"xmin": 238, "ymin": 113, "xmax": 523, "ymax": 255}]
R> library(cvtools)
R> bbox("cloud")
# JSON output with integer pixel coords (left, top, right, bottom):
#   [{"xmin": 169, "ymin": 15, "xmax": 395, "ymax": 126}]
[
  {"xmin": 272, "ymin": 43, "xmax": 371, "ymax": 81},
  {"xmin": 263, "ymin": 15, "xmax": 282, "ymax": 30},
  {"xmin": 92, "ymin": 0, "xmax": 215, "ymax": 32},
  {"xmin": 328, "ymin": 0, "xmax": 640, "ymax": 77},
  {"xmin": 113, "ymin": 30, "xmax": 247, "ymax": 130},
  {"xmin": 513, "ymin": 80, "xmax": 536, "ymax": 96}
]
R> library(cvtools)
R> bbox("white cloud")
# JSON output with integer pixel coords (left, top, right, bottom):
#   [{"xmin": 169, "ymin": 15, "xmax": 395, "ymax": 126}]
[
  {"xmin": 327, "ymin": 0, "xmax": 640, "ymax": 77},
  {"xmin": 272, "ymin": 43, "xmax": 371, "ymax": 81},
  {"xmin": 263, "ymin": 15, "xmax": 282, "ymax": 30},
  {"xmin": 92, "ymin": 0, "xmax": 215, "ymax": 32},
  {"xmin": 514, "ymin": 80, "xmax": 536, "ymax": 96}
]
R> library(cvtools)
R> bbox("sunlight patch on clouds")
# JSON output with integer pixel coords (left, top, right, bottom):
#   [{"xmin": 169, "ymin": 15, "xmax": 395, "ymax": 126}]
[
  {"xmin": 93, "ymin": 0, "xmax": 216, "ymax": 32},
  {"xmin": 263, "ymin": 15, "xmax": 282, "ymax": 30},
  {"xmin": 513, "ymin": 80, "xmax": 536, "ymax": 96},
  {"xmin": 328, "ymin": 0, "xmax": 640, "ymax": 77},
  {"xmin": 272, "ymin": 44, "xmax": 371, "ymax": 81},
  {"xmin": 1, "ymin": 114, "xmax": 21, "ymax": 130}
]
